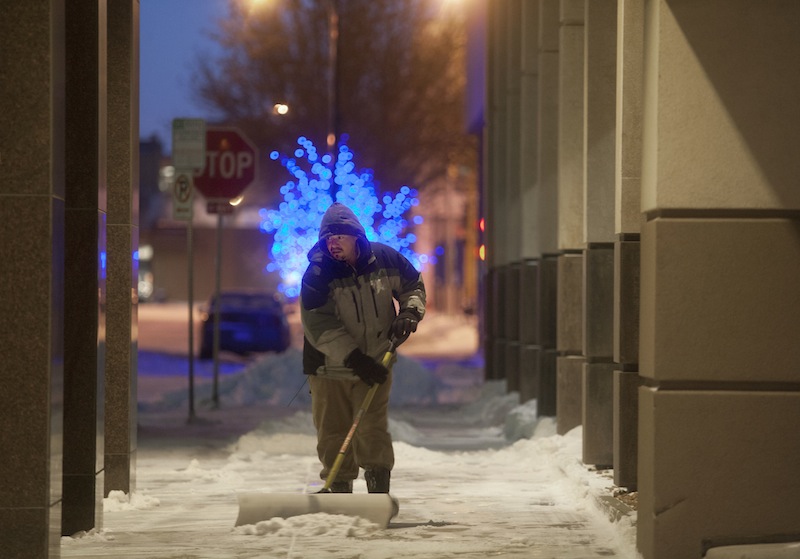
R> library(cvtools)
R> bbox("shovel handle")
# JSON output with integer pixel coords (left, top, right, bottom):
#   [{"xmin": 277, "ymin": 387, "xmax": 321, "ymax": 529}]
[{"xmin": 322, "ymin": 345, "xmax": 395, "ymax": 492}]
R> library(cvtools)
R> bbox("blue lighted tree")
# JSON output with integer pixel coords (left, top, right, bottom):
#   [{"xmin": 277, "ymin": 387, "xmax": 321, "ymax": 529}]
[{"xmin": 260, "ymin": 136, "xmax": 426, "ymax": 298}]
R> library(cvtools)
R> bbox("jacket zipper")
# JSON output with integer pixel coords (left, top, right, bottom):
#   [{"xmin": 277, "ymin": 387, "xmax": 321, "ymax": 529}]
[
  {"xmin": 370, "ymin": 285, "xmax": 379, "ymax": 317},
  {"xmin": 348, "ymin": 266, "xmax": 363, "ymax": 323},
  {"xmin": 350, "ymin": 291, "xmax": 361, "ymax": 323}
]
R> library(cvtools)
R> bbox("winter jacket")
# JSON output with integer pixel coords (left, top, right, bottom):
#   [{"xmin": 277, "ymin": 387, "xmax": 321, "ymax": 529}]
[{"xmin": 300, "ymin": 203, "xmax": 426, "ymax": 377}]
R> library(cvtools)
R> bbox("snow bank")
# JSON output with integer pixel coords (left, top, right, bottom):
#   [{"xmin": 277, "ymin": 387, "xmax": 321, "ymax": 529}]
[
  {"xmin": 142, "ymin": 348, "xmax": 448, "ymax": 411},
  {"xmin": 103, "ymin": 490, "xmax": 161, "ymax": 511},
  {"xmin": 233, "ymin": 514, "xmax": 381, "ymax": 538}
]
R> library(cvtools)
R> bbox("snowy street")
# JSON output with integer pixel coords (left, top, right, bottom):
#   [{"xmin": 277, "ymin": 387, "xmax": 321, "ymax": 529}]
[{"xmin": 60, "ymin": 305, "xmax": 639, "ymax": 558}]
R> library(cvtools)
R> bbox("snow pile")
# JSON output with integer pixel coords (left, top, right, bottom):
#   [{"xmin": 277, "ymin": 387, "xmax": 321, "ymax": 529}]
[
  {"xmin": 141, "ymin": 348, "xmax": 451, "ymax": 411},
  {"xmin": 503, "ymin": 399, "xmax": 559, "ymax": 441},
  {"xmin": 226, "ymin": 379, "xmax": 549, "ymax": 453},
  {"xmin": 458, "ymin": 380, "xmax": 520, "ymax": 426},
  {"xmin": 61, "ymin": 528, "xmax": 115, "ymax": 543},
  {"xmin": 103, "ymin": 490, "xmax": 161, "ymax": 511},
  {"xmin": 233, "ymin": 514, "xmax": 381, "ymax": 538}
]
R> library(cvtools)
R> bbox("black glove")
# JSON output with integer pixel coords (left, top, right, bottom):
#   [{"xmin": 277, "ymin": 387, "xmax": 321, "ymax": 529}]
[
  {"xmin": 345, "ymin": 349, "xmax": 389, "ymax": 386},
  {"xmin": 391, "ymin": 310, "xmax": 419, "ymax": 345}
]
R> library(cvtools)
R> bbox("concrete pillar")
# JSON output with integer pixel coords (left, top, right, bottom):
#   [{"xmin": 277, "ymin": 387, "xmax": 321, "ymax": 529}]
[
  {"xmin": 519, "ymin": 260, "xmax": 540, "ymax": 402},
  {"xmin": 104, "ymin": 0, "xmax": 139, "ymax": 496},
  {"xmin": 537, "ymin": 0, "xmax": 560, "ymax": 260},
  {"xmin": 581, "ymin": 0, "xmax": 617, "ymax": 468},
  {"xmin": 504, "ymin": 0, "xmax": 522, "ymax": 266},
  {"xmin": 613, "ymin": 0, "xmax": 645, "ymax": 492},
  {"xmin": 581, "ymin": 246, "xmax": 615, "ymax": 466},
  {"xmin": 505, "ymin": 262, "xmax": 521, "ymax": 395},
  {"xmin": 484, "ymin": 0, "xmax": 509, "ymax": 380},
  {"xmin": 500, "ymin": 0, "xmax": 522, "ymax": 395},
  {"xmin": 520, "ymin": 1, "xmax": 541, "ymax": 260},
  {"xmin": 584, "ymin": 0, "xmax": 618, "ymax": 247},
  {"xmin": 536, "ymin": 1, "xmax": 561, "ymax": 417},
  {"xmin": 0, "ymin": 2, "xmax": 66, "ymax": 556},
  {"xmin": 557, "ymin": 0, "xmax": 585, "ymax": 252},
  {"xmin": 556, "ymin": 0, "xmax": 585, "ymax": 433},
  {"xmin": 62, "ymin": 0, "xmax": 107, "ymax": 535},
  {"xmin": 491, "ymin": 266, "xmax": 507, "ymax": 381},
  {"xmin": 613, "ymin": 241, "xmax": 640, "ymax": 489},
  {"xmin": 556, "ymin": 253, "xmax": 584, "ymax": 433},
  {"xmin": 637, "ymin": 2, "xmax": 800, "ymax": 557},
  {"xmin": 538, "ymin": 256, "xmax": 559, "ymax": 417},
  {"xmin": 518, "ymin": 0, "xmax": 540, "ymax": 404}
]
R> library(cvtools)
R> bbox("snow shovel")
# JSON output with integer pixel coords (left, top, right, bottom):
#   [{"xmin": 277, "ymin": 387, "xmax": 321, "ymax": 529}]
[{"xmin": 235, "ymin": 343, "xmax": 400, "ymax": 528}]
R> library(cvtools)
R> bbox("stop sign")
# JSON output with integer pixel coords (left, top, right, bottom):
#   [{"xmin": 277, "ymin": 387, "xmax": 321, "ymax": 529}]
[{"xmin": 193, "ymin": 127, "xmax": 258, "ymax": 200}]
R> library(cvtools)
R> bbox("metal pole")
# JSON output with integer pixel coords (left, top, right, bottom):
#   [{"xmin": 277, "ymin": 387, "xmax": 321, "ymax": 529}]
[
  {"xmin": 327, "ymin": 0, "xmax": 340, "ymax": 188},
  {"xmin": 212, "ymin": 211, "xmax": 223, "ymax": 409},
  {"xmin": 187, "ymin": 207, "xmax": 196, "ymax": 421}
]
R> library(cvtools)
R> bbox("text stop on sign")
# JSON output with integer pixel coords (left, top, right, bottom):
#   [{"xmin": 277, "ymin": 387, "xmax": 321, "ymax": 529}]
[
  {"xmin": 206, "ymin": 150, "xmax": 253, "ymax": 180},
  {"xmin": 193, "ymin": 127, "xmax": 258, "ymax": 200}
]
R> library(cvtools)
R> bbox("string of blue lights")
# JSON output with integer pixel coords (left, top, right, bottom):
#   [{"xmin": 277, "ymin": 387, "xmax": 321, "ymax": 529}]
[{"xmin": 260, "ymin": 136, "xmax": 428, "ymax": 298}]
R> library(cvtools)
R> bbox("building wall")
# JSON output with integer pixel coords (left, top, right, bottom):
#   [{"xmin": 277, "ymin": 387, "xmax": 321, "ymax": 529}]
[
  {"xmin": 637, "ymin": 2, "xmax": 800, "ymax": 556},
  {"xmin": 142, "ymin": 227, "xmax": 280, "ymax": 304},
  {"xmin": 0, "ymin": 2, "xmax": 139, "ymax": 556},
  {"xmin": 485, "ymin": 0, "xmax": 800, "ymax": 557}
]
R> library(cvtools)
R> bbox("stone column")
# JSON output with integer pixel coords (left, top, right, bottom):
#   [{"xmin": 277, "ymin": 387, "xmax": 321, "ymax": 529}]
[
  {"xmin": 581, "ymin": 0, "xmax": 617, "ymax": 468},
  {"xmin": 556, "ymin": 253, "xmax": 584, "ymax": 433},
  {"xmin": 517, "ymin": 0, "xmax": 540, "ymax": 404},
  {"xmin": 613, "ymin": 0, "xmax": 644, "ymax": 491},
  {"xmin": 0, "ymin": 2, "xmax": 66, "ymax": 557},
  {"xmin": 484, "ymin": 0, "xmax": 508, "ymax": 381},
  {"xmin": 104, "ymin": 0, "xmax": 139, "ymax": 496},
  {"xmin": 62, "ymin": 0, "xmax": 107, "ymax": 536},
  {"xmin": 503, "ymin": 0, "xmax": 523, "ymax": 397},
  {"xmin": 555, "ymin": 0, "xmax": 585, "ymax": 434},
  {"xmin": 536, "ymin": 0, "xmax": 561, "ymax": 417},
  {"xmin": 637, "ymin": 2, "xmax": 800, "ymax": 557}
]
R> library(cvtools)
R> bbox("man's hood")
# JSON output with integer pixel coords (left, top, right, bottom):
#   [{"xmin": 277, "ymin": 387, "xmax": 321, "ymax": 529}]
[
  {"xmin": 308, "ymin": 203, "xmax": 370, "ymax": 264},
  {"xmin": 318, "ymin": 203, "xmax": 366, "ymax": 241}
]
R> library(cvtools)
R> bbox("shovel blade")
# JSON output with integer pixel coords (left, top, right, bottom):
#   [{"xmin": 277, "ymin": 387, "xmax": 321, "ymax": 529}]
[{"xmin": 235, "ymin": 492, "xmax": 399, "ymax": 528}]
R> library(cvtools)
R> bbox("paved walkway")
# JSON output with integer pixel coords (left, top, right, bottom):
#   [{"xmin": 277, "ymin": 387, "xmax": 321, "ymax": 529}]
[{"xmin": 61, "ymin": 400, "xmax": 638, "ymax": 559}]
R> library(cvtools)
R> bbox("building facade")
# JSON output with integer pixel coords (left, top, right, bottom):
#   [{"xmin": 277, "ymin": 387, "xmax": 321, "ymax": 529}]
[
  {"xmin": 483, "ymin": 1, "xmax": 800, "ymax": 557},
  {"xmin": 1, "ymin": 2, "xmax": 139, "ymax": 557}
]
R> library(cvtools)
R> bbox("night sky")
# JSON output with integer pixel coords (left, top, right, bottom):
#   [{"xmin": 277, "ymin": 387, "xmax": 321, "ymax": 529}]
[{"xmin": 139, "ymin": 0, "xmax": 228, "ymax": 154}]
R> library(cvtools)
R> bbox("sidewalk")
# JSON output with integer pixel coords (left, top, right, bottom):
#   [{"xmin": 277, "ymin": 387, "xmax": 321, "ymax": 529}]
[
  {"xmin": 61, "ymin": 305, "xmax": 641, "ymax": 558},
  {"xmin": 61, "ymin": 385, "xmax": 639, "ymax": 558}
]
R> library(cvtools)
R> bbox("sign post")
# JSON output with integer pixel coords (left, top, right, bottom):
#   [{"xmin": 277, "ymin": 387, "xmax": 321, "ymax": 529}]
[
  {"xmin": 192, "ymin": 126, "xmax": 258, "ymax": 407},
  {"xmin": 172, "ymin": 118, "xmax": 206, "ymax": 422}
]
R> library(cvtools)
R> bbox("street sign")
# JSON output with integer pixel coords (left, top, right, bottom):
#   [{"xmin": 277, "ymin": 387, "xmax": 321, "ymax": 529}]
[
  {"xmin": 172, "ymin": 118, "xmax": 207, "ymax": 170},
  {"xmin": 193, "ymin": 127, "xmax": 258, "ymax": 200},
  {"xmin": 172, "ymin": 172, "xmax": 194, "ymax": 221},
  {"xmin": 206, "ymin": 200, "xmax": 234, "ymax": 215}
]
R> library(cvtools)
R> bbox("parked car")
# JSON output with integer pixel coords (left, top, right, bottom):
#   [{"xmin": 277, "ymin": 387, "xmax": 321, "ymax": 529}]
[{"xmin": 199, "ymin": 291, "xmax": 291, "ymax": 359}]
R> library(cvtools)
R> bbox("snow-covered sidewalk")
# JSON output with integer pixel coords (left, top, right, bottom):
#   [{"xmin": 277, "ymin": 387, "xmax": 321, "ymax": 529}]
[{"xmin": 62, "ymin": 346, "xmax": 639, "ymax": 559}]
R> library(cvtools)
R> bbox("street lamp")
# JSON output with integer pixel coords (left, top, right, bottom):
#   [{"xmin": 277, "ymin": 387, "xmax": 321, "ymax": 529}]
[{"xmin": 327, "ymin": 0, "xmax": 341, "ymax": 179}]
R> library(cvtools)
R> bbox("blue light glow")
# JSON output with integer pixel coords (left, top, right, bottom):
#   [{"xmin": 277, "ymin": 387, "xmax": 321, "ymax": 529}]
[{"xmin": 261, "ymin": 137, "xmax": 426, "ymax": 298}]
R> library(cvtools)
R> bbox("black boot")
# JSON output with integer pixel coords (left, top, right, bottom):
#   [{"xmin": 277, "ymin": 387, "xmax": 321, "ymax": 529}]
[
  {"xmin": 365, "ymin": 468, "xmax": 390, "ymax": 493},
  {"xmin": 329, "ymin": 480, "xmax": 353, "ymax": 493}
]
